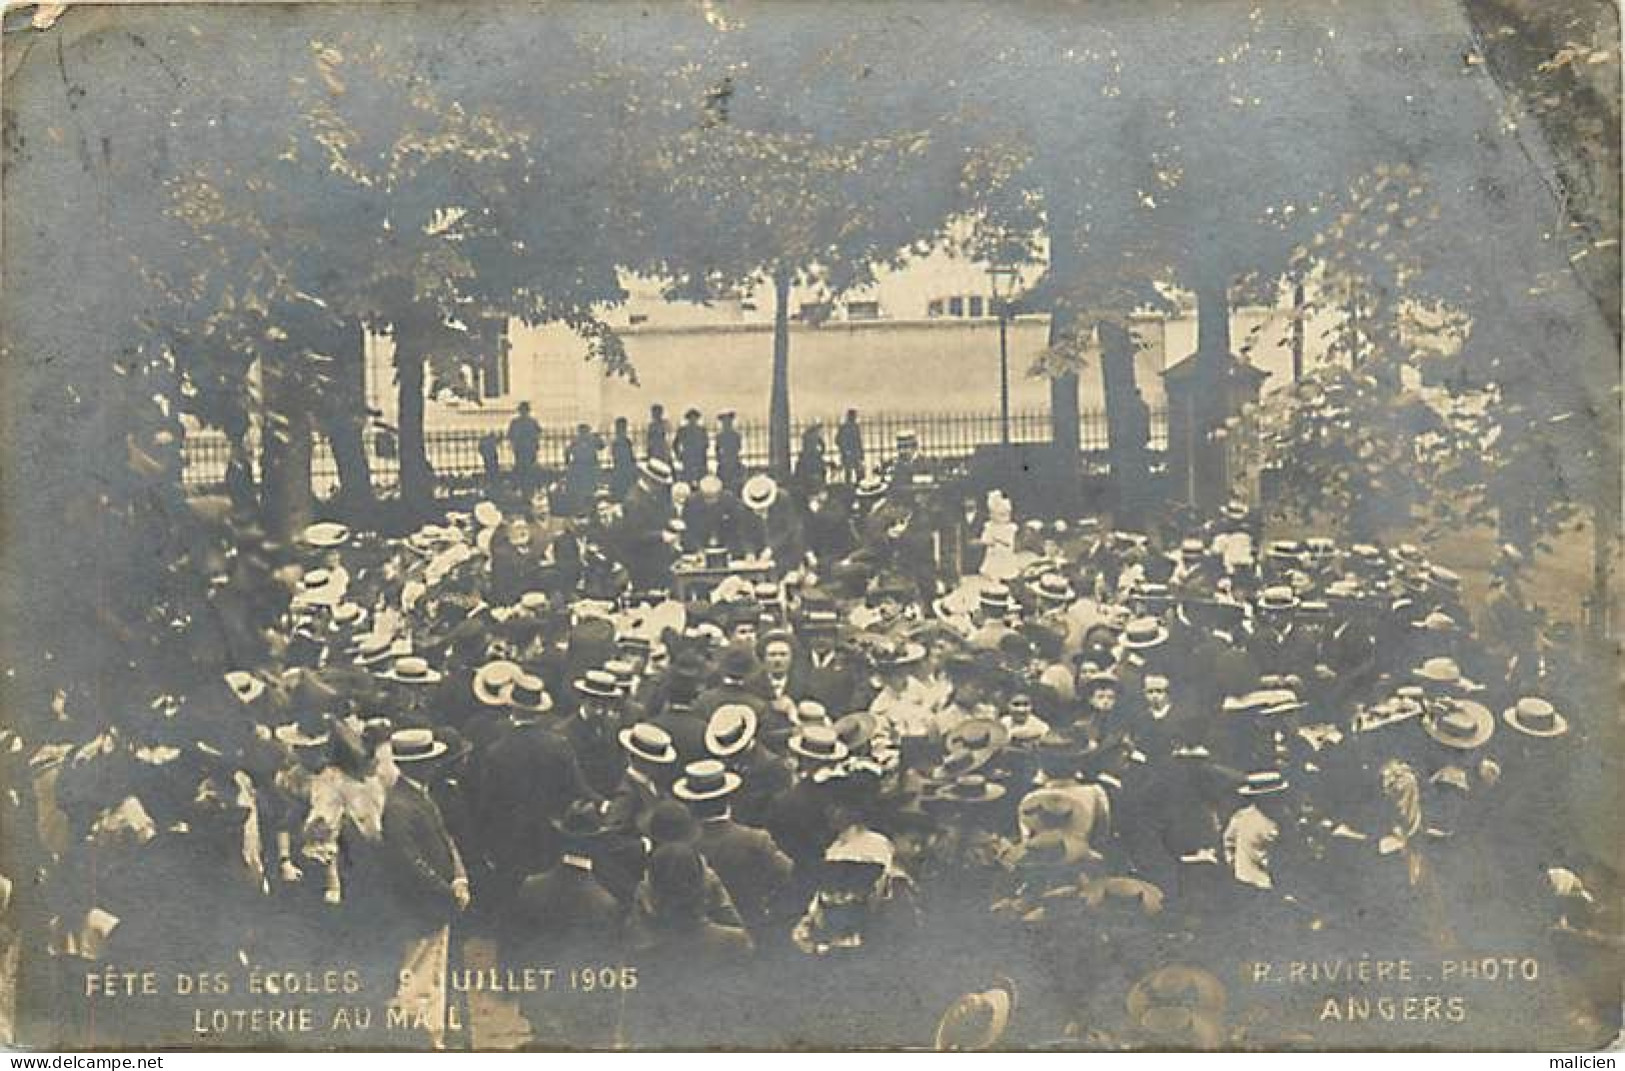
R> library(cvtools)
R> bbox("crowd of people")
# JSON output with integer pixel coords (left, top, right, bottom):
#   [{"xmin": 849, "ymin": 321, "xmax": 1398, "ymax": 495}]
[
  {"xmin": 4, "ymin": 418, "xmax": 1615, "ymax": 1050},
  {"xmin": 496, "ymin": 402, "xmax": 868, "ymax": 509}
]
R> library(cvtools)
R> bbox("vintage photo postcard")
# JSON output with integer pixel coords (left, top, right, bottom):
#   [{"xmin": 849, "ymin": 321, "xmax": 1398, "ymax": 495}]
[{"xmin": 0, "ymin": 0, "xmax": 1620, "ymax": 1052}]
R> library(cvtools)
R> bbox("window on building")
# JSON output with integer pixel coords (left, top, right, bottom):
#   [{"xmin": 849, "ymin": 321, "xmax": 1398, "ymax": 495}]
[
  {"xmin": 948, "ymin": 296, "xmax": 965, "ymax": 317},
  {"xmin": 798, "ymin": 301, "xmax": 832, "ymax": 322},
  {"xmin": 628, "ymin": 313, "xmax": 650, "ymax": 325},
  {"xmin": 846, "ymin": 300, "xmax": 880, "ymax": 320},
  {"xmin": 480, "ymin": 349, "xmax": 510, "ymax": 399},
  {"xmin": 927, "ymin": 299, "xmax": 944, "ymax": 318},
  {"xmin": 968, "ymin": 296, "xmax": 985, "ymax": 318}
]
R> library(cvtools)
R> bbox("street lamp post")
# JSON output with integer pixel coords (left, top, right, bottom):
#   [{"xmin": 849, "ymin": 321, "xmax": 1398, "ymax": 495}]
[{"xmin": 988, "ymin": 263, "xmax": 1019, "ymax": 446}]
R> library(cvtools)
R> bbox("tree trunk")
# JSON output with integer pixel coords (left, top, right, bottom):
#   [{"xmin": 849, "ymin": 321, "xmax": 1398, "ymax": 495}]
[
  {"xmin": 259, "ymin": 362, "xmax": 314, "ymax": 541},
  {"xmin": 768, "ymin": 267, "xmax": 794, "ymax": 479},
  {"xmin": 221, "ymin": 411, "xmax": 259, "ymax": 521},
  {"xmin": 1194, "ymin": 274, "xmax": 1232, "ymax": 366},
  {"xmin": 1291, "ymin": 274, "xmax": 1307, "ymax": 381},
  {"xmin": 1099, "ymin": 320, "xmax": 1151, "ymax": 524},
  {"xmin": 1045, "ymin": 222, "xmax": 1082, "ymax": 457},
  {"xmin": 396, "ymin": 335, "xmax": 436, "ymax": 511},
  {"xmin": 1187, "ymin": 271, "xmax": 1234, "ymax": 512},
  {"xmin": 319, "ymin": 322, "xmax": 377, "ymax": 517}
]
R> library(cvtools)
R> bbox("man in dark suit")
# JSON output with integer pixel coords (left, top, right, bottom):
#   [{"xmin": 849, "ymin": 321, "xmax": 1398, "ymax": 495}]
[
  {"xmin": 514, "ymin": 801, "xmax": 624, "ymax": 945},
  {"xmin": 682, "ymin": 475, "xmax": 743, "ymax": 553},
  {"xmin": 675, "ymin": 760, "xmax": 794, "ymax": 933},
  {"xmin": 674, "ymin": 408, "xmax": 710, "ymax": 484},
  {"xmin": 787, "ymin": 617, "xmax": 869, "ymax": 713},
  {"xmin": 471, "ymin": 690, "xmax": 592, "ymax": 915},
  {"xmin": 695, "ymin": 646, "xmax": 770, "ymax": 720}
]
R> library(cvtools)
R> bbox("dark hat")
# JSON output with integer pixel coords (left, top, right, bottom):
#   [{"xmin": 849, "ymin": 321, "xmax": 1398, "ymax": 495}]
[
  {"xmin": 646, "ymin": 799, "xmax": 701, "ymax": 844},
  {"xmin": 555, "ymin": 798, "xmax": 608, "ymax": 842},
  {"xmin": 718, "ymin": 646, "xmax": 757, "ymax": 682},
  {"xmin": 673, "ymin": 759, "xmax": 743, "ymax": 803}
]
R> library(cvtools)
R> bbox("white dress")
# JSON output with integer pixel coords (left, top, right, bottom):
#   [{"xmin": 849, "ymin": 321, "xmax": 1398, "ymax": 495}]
[{"xmin": 978, "ymin": 519, "xmax": 1022, "ymax": 582}]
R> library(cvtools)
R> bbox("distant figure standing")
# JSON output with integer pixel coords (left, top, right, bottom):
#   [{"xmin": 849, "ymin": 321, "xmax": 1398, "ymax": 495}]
[
  {"xmin": 795, "ymin": 421, "xmax": 827, "ymax": 492},
  {"xmin": 646, "ymin": 404, "xmax": 672, "ymax": 465},
  {"xmin": 836, "ymin": 409, "xmax": 864, "ymax": 484},
  {"xmin": 508, "ymin": 401, "xmax": 542, "ymax": 490},
  {"xmin": 478, "ymin": 431, "xmax": 502, "ymax": 488},
  {"xmin": 716, "ymin": 410, "xmax": 745, "ymax": 490},
  {"xmin": 609, "ymin": 416, "xmax": 638, "ymax": 500},
  {"xmin": 674, "ymin": 407, "xmax": 710, "ymax": 484},
  {"xmin": 564, "ymin": 423, "xmax": 603, "ymax": 515}
]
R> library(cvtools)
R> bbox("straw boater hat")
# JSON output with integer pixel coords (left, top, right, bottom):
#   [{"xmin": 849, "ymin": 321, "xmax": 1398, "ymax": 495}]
[
  {"xmin": 618, "ymin": 722, "xmax": 678, "ymax": 764},
  {"xmin": 943, "ymin": 718, "xmax": 1010, "ymax": 768},
  {"xmin": 871, "ymin": 639, "xmax": 927, "ymax": 670},
  {"xmin": 1412, "ymin": 657, "xmax": 1483, "ymax": 693},
  {"xmin": 673, "ymin": 759, "xmax": 743, "ymax": 803},
  {"xmin": 1256, "ymin": 585, "xmax": 1300, "ymax": 612},
  {"xmin": 833, "ymin": 711, "xmax": 880, "ymax": 751},
  {"xmin": 895, "ymin": 428, "xmax": 920, "ymax": 450},
  {"xmin": 639, "ymin": 456, "xmax": 675, "ymax": 486},
  {"xmin": 1503, "ymin": 696, "xmax": 1569, "ymax": 739},
  {"xmin": 379, "ymin": 655, "xmax": 443, "ymax": 685},
  {"xmin": 1265, "ymin": 540, "xmax": 1304, "ymax": 563},
  {"xmin": 1120, "ymin": 616, "xmax": 1170, "ymax": 650},
  {"xmin": 1423, "ymin": 698, "xmax": 1496, "ymax": 750},
  {"xmin": 295, "ymin": 567, "xmax": 347, "ymax": 607},
  {"xmin": 1220, "ymin": 500, "xmax": 1250, "ymax": 522},
  {"xmin": 856, "ymin": 474, "xmax": 890, "ymax": 501},
  {"xmin": 978, "ymin": 583, "xmax": 1014, "ymax": 617},
  {"xmin": 300, "ymin": 521, "xmax": 351, "ymax": 549},
  {"xmin": 1237, "ymin": 770, "xmax": 1290, "ymax": 797},
  {"xmin": 327, "ymin": 602, "xmax": 368, "ymax": 634},
  {"xmin": 934, "ymin": 979, "xmax": 1016, "ymax": 1052},
  {"xmin": 788, "ymin": 723, "xmax": 848, "ymax": 764},
  {"xmin": 742, "ymin": 474, "xmax": 779, "ymax": 512},
  {"xmin": 705, "ymin": 704, "xmax": 759, "ymax": 758},
  {"xmin": 273, "ymin": 721, "xmax": 329, "ymax": 749},
  {"xmin": 224, "ymin": 670, "xmax": 267, "ymax": 706},
  {"xmin": 352, "ymin": 634, "xmax": 402, "ymax": 668},
  {"xmin": 1127, "ymin": 967, "xmax": 1228, "ymax": 1050},
  {"xmin": 472, "ymin": 659, "xmax": 522, "ymax": 707},
  {"xmin": 473, "ymin": 501, "xmax": 503, "ymax": 529},
  {"xmin": 388, "ymin": 727, "xmax": 461, "ymax": 764},
  {"xmin": 791, "ymin": 700, "xmax": 832, "ymax": 728},
  {"xmin": 1033, "ymin": 572, "xmax": 1077, "ymax": 604},
  {"xmin": 926, "ymin": 773, "xmax": 1007, "ymax": 804},
  {"xmin": 508, "ymin": 672, "xmax": 553, "ymax": 713},
  {"xmin": 574, "ymin": 668, "xmax": 623, "ymax": 701}
]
